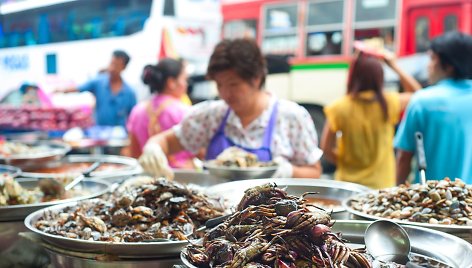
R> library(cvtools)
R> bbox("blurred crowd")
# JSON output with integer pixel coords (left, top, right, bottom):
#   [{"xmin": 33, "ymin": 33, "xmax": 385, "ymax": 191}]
[{"xmin": 2, "ymin": 31, "xmax": 472, "ymax": 188}]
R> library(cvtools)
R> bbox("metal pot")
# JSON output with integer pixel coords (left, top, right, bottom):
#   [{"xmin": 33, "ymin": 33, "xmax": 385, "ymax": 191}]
[{"xmin": 22, "ymin": 154, "xmax": 143, "ymax": 183}]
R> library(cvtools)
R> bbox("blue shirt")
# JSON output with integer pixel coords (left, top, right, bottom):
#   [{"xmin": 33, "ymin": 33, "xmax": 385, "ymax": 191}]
[
  {"xmin": 79, "ymin": 73, "xmax": 137, "ymax": 127},
  {"xmin": 394, "ymin": 79, "xmax": 472, "ymax": 183}
]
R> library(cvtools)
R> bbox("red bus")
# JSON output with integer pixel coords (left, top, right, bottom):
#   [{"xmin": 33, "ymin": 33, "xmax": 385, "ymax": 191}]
[{"xmin": 221, "ymin": 0, "xmax": 471, "ymax": 125}]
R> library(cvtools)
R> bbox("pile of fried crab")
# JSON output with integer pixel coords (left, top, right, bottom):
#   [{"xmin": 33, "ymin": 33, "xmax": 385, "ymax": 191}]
[{"xmin": 184, "ymin": 183, "xmax": 375, "ymax": 268}]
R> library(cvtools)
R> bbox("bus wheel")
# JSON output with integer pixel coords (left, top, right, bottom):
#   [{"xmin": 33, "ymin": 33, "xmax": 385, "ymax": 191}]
[{"xmin": 302, "ymin": 104, "xmax": 336, "ymax": 175}]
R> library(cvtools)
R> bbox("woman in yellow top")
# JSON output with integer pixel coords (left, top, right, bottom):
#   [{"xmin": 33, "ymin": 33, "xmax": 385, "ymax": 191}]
[{"xmin": 320, "ymin": 51, "xmax": 421, "ymax": 189}]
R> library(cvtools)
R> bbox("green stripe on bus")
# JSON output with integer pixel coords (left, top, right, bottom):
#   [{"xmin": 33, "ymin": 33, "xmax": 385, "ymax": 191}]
[{"xmin": 291, "ymin": 62, "xmax": 349, "ymax": 70}]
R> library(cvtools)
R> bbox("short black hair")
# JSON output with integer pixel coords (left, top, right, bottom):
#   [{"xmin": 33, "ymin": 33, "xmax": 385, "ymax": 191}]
[
  {"xmin": 113, "ymin": 50, "xmax": 131, "ymax": 67},
  {"xmin": 430, "ymin": 32, "xmax": 472, "ymax": 80},
  {"xmin": 207, "ymin": 38, "xmax": 267, "ymax": 89},
  {"xmin": 142, "ymin": 58, "xmax": 184, "ymax": 94}
]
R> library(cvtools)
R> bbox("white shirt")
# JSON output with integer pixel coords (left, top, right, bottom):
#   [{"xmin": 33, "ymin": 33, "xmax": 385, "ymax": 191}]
[{"xmin": 173, "ymin": 96, "xmax": 323, "ymax": 166}]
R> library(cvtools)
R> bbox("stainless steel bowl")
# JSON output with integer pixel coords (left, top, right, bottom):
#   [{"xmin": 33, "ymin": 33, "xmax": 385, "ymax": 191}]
[
  {"xmin": 0, "ymin": 140, "xmax": 70, "ymax": 170},
  {"xmin": 24, "ymin": 199, "xmax": 190, "ymax": 258},
  {"xmin": 344, "ymin": 193, "xmax": 472, "ymax": 243},
  {"xmin": 0, "ymin": 164, "xmax": 21, "ymax": 177},
  {"xmin": 173, "ymin": 169, "xmax": 229, "ymax": 187},
  {"xmin": 0, "ymin": 178, "xmax": 111, "ymax": 221},
  {"xmin": 181, "ymin": 220, "xmax": 472, "ymax": 268},
  {"xmin": 203, "ymin": 162, "xmax": 278, "ymax": 180},
  {"xmin": 206, "ymin": 178, "xmax": 370, "ymax": 219},
  {"xmin": 22, "ymin": 154, "xmax": 142, "ymax": 183}
]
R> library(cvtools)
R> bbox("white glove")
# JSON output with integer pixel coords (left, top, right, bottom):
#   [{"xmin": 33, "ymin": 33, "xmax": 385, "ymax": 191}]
[
  {"xmin": 138, "ymin": 143, "xmax": 174, "ymax": 180},
  {"xmin": 272, "ymin": 157, "xmax": 293, "ymax": 178}
]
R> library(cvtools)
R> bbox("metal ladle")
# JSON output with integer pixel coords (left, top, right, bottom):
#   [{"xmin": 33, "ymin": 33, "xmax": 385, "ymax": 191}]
[
  {"xmin": 365, "ymin": 220, "xmax": 411, "ymax": 265},
  {"xmin": 415, "ymin": 132, "xmax": 427, "ymax": 185}
]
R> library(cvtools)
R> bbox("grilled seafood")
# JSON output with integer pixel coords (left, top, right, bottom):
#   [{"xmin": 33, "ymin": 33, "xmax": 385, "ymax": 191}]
[
  {"xmin": 34, "ymin": 177, "xmax": 225, "ymax": 242},
  {"xmin": 184, "ymin": 183, "xmax": 374, "ymax": 268},
  {"xmin": 0, "ymin": 174, "xmax": 85, "ymax": 206},
  {"xmin": 212, "ymin": 147, "xmax": 276, "ymax": 168},
  {"xmin": 350, "ymin": 178, "xmax": 472, "ymax": 226}
]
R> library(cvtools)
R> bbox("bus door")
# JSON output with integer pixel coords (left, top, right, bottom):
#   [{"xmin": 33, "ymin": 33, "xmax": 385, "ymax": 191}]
[{"xmin": 407, "ymin": 4, "xmax": 462, "ymax": 54}]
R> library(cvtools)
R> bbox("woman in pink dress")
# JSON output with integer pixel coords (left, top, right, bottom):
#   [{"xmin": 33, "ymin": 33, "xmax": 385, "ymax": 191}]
[{"xmin": 126, "ymin": 58, "xmax": 194, "ymax": 168}]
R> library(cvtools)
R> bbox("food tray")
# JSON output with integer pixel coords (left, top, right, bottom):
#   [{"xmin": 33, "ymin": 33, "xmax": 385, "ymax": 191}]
[
  {"xmin": 0, "ymin": 164, "xmax": 21, "ymax": 177},
  {"xmin": 206, "ymin": 178, "xmax": 370, "ymax": 219},
  {"xmin": 344, "ymin": 193, "xmax": 472, "ymax": 243},
  {"xmin": 0, "ymin": 178, "xmax": 110, "ymax": 221},
  {"xmin": 181, "ymin": 220, "xmax": 472, "ymax": 268},
  {"xmin": 24, "ymin": 199, "xmax": 190, "ymax": 258}
]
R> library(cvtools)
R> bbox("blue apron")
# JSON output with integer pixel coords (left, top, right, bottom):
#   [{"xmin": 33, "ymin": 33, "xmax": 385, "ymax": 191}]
[{"xmin": 205, "ymin": 102, "xmax": 278, "ymax": 162}]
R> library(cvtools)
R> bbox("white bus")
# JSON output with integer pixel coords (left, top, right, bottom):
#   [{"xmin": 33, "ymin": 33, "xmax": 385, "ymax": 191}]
[{"xmin": 0, "ymin": 0, "xmax": 222, "ymax": 102}]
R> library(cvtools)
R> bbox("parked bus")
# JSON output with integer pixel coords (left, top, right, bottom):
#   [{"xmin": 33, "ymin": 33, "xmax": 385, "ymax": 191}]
[
  {"xmin": 221, "ymin": 0, "xmax": 472, "ymax": 128},
  {"xmin": 0, "ymin": 0, "xmax": 222, "ymax": 102}
]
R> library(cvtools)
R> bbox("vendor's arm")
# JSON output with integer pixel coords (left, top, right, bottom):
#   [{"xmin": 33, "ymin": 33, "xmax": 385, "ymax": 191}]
[
  {"xmin": 281, "ymin": 103, "xmax": 324, "ymax": 178},
  {"xmin": 396, "ymin": 149, "xmax": 413, "ymax": 185},
  {"xmin": 394, "ymin": 94, "xmax": 423, "ymax": 185},
  {"xmin": 292, "ymin": 162, "xmax": 322, "ymax": 178},
  {"xmin": 147, "ymin": 129, "xmax": 185, "ymax": 156},
  {"xmin": 320, "ymin": 121, "xmax": 337, "ymax": 164}
]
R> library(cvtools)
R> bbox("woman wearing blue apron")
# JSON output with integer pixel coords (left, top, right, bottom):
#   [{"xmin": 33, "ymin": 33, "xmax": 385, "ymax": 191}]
[{"xmin": 139, "ymin": 39, "xmax": 323, "ymax": 179}]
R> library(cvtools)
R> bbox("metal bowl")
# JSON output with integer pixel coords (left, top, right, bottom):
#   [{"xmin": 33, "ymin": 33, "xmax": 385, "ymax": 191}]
[
  {"xmin": 181, "ymin": 220, "xmax": 472, "ymax": 268},
  {"xmin": 173, "ymin": 169, "xmax": 229, "ymax": 187},
  {"xmin": 0, "ymin": 140, "xmax": 70, "ymax": 170},
  {"xmin": 24, "ymin": 199, "xmax": 190, "ymax": 258},
  {"xmin": 206, "ymin": 178, "xmax": 370, "ymax": 219},
  {"xmin": 203, "ymin": 161, "xmax": 278, "ymax": 180},
  {"xmin": 344, "ymin": 192, "xmax": 472, "ymax": 243},
  {"xmin": 0, "ymin": 164, "xmax": 21, "ymax": 177},
  {"xmin": 22, "ymin": 154, "xmax": 142, "ymax": 183},
  {"xmin": 0, "ymin": 178, "xmax": 110, "ymax": 222}
]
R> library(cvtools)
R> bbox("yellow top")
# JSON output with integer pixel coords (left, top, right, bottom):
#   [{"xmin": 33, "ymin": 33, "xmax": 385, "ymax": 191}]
[{"xmin": 324, "ymin": 91, "xmax": 401, "ymax": 189}]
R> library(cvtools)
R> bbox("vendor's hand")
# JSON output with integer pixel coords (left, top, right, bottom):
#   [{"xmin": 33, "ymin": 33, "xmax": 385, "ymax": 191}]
[
  {"xmin": 381, "ymin": 50, "xmax": 397, "ymax": 67},
  {"xmin": 272, "ymin": 157, "xmax": 293, "ymax": 178},
  {"xmin": 138, "ymin": 143, "xmax": 174, "ymax": 180}
]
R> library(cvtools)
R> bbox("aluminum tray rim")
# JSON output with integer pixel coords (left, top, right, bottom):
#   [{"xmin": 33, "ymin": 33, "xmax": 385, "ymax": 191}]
[
  {"xmin": 21, "ymin": 154, "xmax": 142, "ymax": 179},
  {"xmin": 343, "ymin": 191, "xmax": 472, "ymax": 231},
  {"xmin": 0, "ymin": 164, "xmax": 22, "ymax": 177},
  {"xmin": 0, "ymin": 140, "xmax": 71, "ymax": 161},
  {"xmin": 203, "ymin": 161, "xmax": 278, "ymax": 172}
]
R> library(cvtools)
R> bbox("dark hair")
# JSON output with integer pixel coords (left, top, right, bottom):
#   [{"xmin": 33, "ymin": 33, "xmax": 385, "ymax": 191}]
[
  {"xmin": 113, "ymin": 50, "xmax": 131, "ymax": 67},
  {"xmin": 207, "ymin": 38, "xmax": 267, "ymax": 89},
  {"xmin": 347, "ymin": 53, "xmax": 389, "ymax": 121},
  {"xmin": 142, "ymin": 58, "xmax": 184, "ymax": 94},
  {"xmin": 430, "ymin": 32, "xmax": 472, "ymax": 80}
]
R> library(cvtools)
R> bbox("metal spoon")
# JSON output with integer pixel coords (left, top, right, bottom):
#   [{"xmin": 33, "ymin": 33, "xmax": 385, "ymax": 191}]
[
  {"xmin": 64, "ymin": 161, "xmax": 101, "ymax": 190},
  {"xmin": 365, "ymin": 220, "xmax": 411, "ymax": 265}
]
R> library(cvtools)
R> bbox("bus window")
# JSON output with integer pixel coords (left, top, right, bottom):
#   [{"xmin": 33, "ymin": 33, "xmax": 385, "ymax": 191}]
[
  {"xmin": 262, "ymin": 3, "xmax": 298, "ymax": 55},
  {"xmin": 353, "ymin": 0, "xmax": 397, "ymax": 52},
  {"xmin": 444, "ymin": 15, "xmax": 458, "ymax": 32},
  {"xmin": 306, "ymin": 0, "xmax": 344, "ymax": 56},
  {"xmin": 223, "ymin": 20, "xmax": 257, "ymax": 39},
  {"xmin": 0, "ymin": 0, "xmax": 152, "ymax": 48},
  {"xmin": 415, "ymin": 17, "xmax": 430, "ymax": 53},
  {"xmin": 355, "ymin": 0, "xmax": 397, "ymax": 22}
]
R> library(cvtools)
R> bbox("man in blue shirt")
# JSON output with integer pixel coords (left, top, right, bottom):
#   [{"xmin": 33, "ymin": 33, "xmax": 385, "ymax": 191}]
[
  {"xmin": 394, "ymin": 32, "xmax": 472, "ymax": 184},
  {"xmin": 59, "ymin": 50, "xmax": 137, "ymax": 127}
]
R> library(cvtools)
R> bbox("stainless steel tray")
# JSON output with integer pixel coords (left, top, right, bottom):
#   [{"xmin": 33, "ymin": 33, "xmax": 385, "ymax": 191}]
[
  {"xmin": 0, "ymin": 140, "xmax": 70, "ymax": 170},
  {"xmin": 24, "ymin": 199, "xmax": 190, "ymax": 258},
  {"xmin": 0, "ymin": 164, "xmax": 21, "ymax": 177},
  {"xmin": 173, "ymin": 169, "xmax": 229, "ymax": 187},
  {"xmin": 181, "ymin": 220, "xmax": 472, "ymax": 268},
  {"xmin": 22, "ymin": 154, "xmax": 142, "ymax": 182},
  {"xmin": 344, "ymin": 193, "xmax": 472, "ymax": 242},
  {"xmin": 206, "ymin": 178, "xmax": 370, "ymax": 219},
  {"xmin": 203, "ymin": 161, "xmax": 278, "ymax": 180},
  {"xmin": 0, "ymin": 178, "xmax": 110, "ymax": 221}
]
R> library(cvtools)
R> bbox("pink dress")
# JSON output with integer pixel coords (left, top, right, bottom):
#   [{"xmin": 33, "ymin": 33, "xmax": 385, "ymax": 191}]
[{"xmin": 127, "ymin": 94, "xmax": 193, "ymax": 168}]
